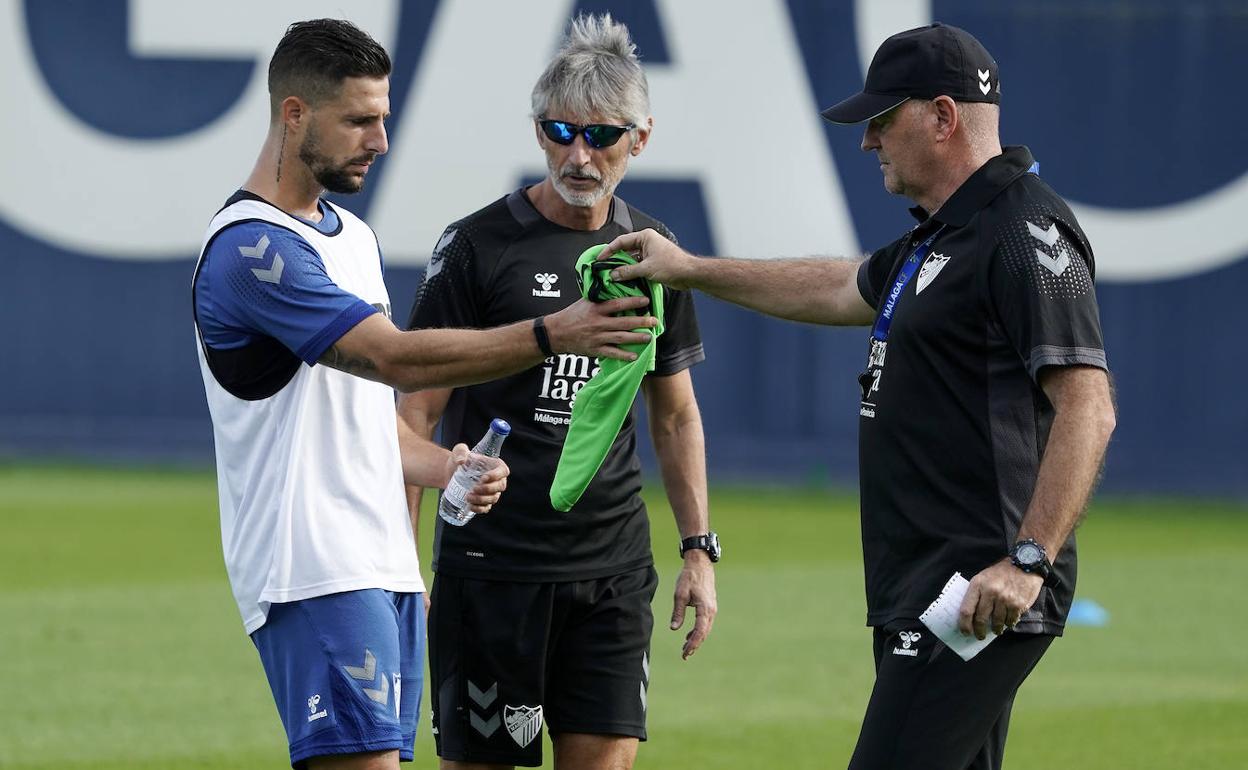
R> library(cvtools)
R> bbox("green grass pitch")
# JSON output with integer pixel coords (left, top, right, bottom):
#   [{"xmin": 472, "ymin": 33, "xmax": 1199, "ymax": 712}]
[{"xmin": 1, "ymin": 464, "xmax": 1246, "ymax": 768}]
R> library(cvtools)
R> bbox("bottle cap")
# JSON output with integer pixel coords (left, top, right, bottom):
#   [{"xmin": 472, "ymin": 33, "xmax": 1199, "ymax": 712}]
[{"xmin": 490, "ymin": 418, "xmax": 512, "ymax": 435}]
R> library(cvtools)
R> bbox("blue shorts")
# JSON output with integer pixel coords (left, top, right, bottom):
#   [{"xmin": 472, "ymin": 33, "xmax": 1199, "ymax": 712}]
[{"xmin": 251, "ymin": 589, "xmax": 425, "ymax": 768}]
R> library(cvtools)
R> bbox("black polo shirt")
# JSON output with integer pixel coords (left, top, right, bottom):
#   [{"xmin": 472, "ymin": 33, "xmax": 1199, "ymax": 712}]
[
  {"xmin": 854, "ymin": 146, "xmax": 1108, "ymax": 635},
  {"xmin": 408, "ymin": 188, "xmax": 705, "ymax": 582}
]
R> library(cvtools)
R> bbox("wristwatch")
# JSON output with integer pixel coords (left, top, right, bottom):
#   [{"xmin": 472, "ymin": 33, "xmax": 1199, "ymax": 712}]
[
  {"xmin": 679, "ymin": 531, "xmax": 721, "ymax": 563},
  {"xmin": 1009, "ymin": 538, "xmax": 1053, "ymax": 583}
]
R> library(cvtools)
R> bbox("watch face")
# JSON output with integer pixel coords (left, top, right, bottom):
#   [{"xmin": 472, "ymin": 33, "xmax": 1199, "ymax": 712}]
[
  {"xmin": 1015, "ymin": 542, "xmax": 1043, "ymax": 565},
  {"xmin": 708, "ymin": 532, "xmax": 721, "ymax": 560}
]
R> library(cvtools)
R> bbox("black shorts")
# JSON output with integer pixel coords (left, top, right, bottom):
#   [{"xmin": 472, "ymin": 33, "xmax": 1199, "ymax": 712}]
[
  {"xmin": 848, "ymin": 621, "xmax": 1054, "ymax": 770},
  {"xmin": 429, "ymin": 565, "xmax": 658, "ymax": 767}
]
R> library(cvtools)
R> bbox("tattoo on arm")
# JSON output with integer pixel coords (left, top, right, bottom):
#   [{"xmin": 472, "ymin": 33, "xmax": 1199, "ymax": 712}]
[{"xmin": 318, "ymin": 344, "xmax": 379, "ymax": 378}]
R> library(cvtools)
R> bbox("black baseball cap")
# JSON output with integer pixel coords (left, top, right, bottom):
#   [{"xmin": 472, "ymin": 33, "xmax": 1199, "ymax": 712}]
[{"xmin": 821, "ymin": 23, "xmax": 1000, "ymax": 124}]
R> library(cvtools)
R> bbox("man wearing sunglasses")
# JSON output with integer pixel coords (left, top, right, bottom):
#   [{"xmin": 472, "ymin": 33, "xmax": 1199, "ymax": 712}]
[
  {"xmin": 603, "ymin": 23, "xmax": 1115, "ymax": 770},
  {"xmin": 398, "ymin": 13, "xmax": 716, "ymax": 770}
]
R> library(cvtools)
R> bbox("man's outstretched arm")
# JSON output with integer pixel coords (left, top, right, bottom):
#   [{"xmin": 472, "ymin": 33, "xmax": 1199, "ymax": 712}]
[
  {"xmin": 603, "ymin": 228, "xmax": 875, "ymax": 326},
  {"xmin": 319, "ymin": 295, "xmax": 656, "ymax": 392}
]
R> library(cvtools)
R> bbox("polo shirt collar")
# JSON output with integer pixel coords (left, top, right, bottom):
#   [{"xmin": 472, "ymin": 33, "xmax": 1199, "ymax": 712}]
[{"xmin": 908, "ymin": 146, "xmax": 1036, "ymax": 226}]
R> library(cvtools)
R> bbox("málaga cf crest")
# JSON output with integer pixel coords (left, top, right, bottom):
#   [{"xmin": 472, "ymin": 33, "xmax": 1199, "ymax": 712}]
[{"xmin": 504, "ymin": 704, "xmax": 543, "ymax": 748}]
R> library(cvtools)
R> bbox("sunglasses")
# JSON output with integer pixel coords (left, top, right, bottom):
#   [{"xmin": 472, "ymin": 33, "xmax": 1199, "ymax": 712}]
[{"xmin": 538, "ymin": 119, "xmax": 636, "ymax": 149}]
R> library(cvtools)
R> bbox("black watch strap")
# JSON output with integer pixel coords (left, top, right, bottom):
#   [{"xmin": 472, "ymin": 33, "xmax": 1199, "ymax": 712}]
[
  {"xmin": 679, "ymin": 532, "xmax": 720, "ymax": 563},
  {"xmin": 532, "ymin": 316, "xmax": 555, "ymax": 358},
  {"xmin": 1009, "ymin": 538, "xmax": 1056, "ymax": 586}
]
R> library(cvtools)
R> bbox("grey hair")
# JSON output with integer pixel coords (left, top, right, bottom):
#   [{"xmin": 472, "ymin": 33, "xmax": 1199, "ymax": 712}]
[{"xmin": 530, "ymin": 13, "xmax": 650, "ymax": 126}]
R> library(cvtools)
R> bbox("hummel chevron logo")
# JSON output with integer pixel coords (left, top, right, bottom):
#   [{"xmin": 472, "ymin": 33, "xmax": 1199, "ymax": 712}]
[
  {"xmin": 237, "ymin": 234, "xmax": 269, "ymax": 258},
  {"xmin": 468, "ymin": 680, "xmax": 501, "ymax": 737},
  {"xmin": 640, "ymin": 652, "xmax": 650, "ymax": 711},
  {"xmin": 978, "ymin": 68, "xmax": 991, "ymax": 95},
  {"xmin": 343, "ymin": 649, "xmax": 376, "ymax": 681},
  {"xmin": 343, "ymin": 649, "xmax": 390, "ymax": 705},
  {"xmin": 1035, "ymin": 250, "xmax": 1070, "ymax": 277},
  {"xmin": 426, "ymin": 228, "xmax": 456, "ymax": 281},
  {"xmin": 434, "ymin": 228, "xmax": 456, "ymax": 254},
  {"xmin": 471, "ymin": 711, "xmax": 501, "ymax": 737},
  {"xmin": 250, "ymin": 255, "xmax": 284, "ymax": 284},
  {"xmin": 1027, "ymin": 221, "xmax": 1070, "ymax": 276},
  {"xmin": 364, "ymin": 675, "xmax": 389, "ymax": 705},
  {"xmin": 1027, "ymin": 220, "xmax": 1060, "ymax": 247},
  {"xmin": 468, "ymin": 680, "xmax": 498, "ymax": 709},
  {"xmin": 237, "ymin": 233, "xmax": 284, "ymax": 284}
]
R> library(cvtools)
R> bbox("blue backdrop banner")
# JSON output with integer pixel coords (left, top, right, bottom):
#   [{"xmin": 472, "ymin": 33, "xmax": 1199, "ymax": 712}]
[{"xmin": 2, "ymin": 0, "xmax": 1245, "ymax": 496}]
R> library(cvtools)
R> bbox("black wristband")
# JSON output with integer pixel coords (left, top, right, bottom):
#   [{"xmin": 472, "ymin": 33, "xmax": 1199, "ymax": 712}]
[{"xmin": 532, "ymin": 316, "xmax": 555, "ymax": 358}]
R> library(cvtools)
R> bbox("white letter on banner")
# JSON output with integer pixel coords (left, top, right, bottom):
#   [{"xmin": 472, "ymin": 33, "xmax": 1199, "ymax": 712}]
[
  {"xmin": 372, "ymin": 0, "xmax": 859, "ymax": 265},
  {"xmin": 371, "ymin": 0, "xmax": 571, "ymax": 262},
  {"xmin": 0, "ymin": 0, "xmax": 397, "ymax": 260}
]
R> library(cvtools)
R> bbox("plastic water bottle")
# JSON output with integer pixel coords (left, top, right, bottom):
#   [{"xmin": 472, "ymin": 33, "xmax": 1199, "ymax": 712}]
[{"xmin": 438, "ymin": 418, "xmax": 511, "ymax": 527}]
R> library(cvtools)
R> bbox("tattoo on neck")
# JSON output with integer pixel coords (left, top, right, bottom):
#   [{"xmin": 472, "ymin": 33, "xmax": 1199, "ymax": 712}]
[{"xmin": 276, "ymin": 125, "xmax": 286, "ymax": 183}]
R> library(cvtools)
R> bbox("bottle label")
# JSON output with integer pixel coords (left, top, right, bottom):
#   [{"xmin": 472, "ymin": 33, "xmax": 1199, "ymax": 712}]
[{"xmin": 443, "ymin": 473, "xmax": 473, "ymax": 509}]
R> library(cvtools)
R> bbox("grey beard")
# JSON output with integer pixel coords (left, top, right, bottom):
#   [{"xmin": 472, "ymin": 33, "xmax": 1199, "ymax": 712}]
[
  {"xmin": 547, "ymin": 156, "xmax": 623, "ymax": 208},
  {"xmin": 551, "ymin": 175, "xmax": 611, "ymax": 208}
]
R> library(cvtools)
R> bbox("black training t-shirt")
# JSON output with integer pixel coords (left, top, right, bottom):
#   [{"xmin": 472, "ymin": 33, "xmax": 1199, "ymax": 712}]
[
  {"xmin": 409, "ymin": 188, "xmax": 705, "ymax": 581},
  {"xmin": 854, "ymin": 146, "xmax": 1108, "ymax": 635}
]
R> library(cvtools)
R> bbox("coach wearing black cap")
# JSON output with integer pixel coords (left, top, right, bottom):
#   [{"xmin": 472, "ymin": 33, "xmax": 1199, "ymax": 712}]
[
  {"xmin": 605, "ymin": 22, "xmax": 1116, "ymax": 769},
  {"xmin": 821, "ymin": 22, "xmax": 1001, "ymax": 123}
]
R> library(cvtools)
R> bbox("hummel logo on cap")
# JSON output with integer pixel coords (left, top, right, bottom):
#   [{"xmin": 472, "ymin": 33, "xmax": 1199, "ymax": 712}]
[{"xmin": 821, "ymin": 23, "xmax": 1000, "ymax": 124}]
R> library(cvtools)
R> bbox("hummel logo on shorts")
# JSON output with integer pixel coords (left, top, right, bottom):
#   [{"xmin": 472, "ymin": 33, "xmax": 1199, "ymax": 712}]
[{"xmin": 892, "ymin": 630, "xmax": 921, "ymax": 657}]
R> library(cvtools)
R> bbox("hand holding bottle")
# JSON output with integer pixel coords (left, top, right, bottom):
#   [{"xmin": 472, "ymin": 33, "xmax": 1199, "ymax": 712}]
[{"xmin": 440, "ymin": 419, "xmax": 511, "ymax": 526}]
